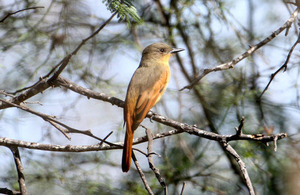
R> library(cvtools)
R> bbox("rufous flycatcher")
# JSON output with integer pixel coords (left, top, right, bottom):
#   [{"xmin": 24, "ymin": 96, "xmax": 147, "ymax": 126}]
[{"xmin": 122, "ymin": 42, "xmax": 184, "ymax": 172}]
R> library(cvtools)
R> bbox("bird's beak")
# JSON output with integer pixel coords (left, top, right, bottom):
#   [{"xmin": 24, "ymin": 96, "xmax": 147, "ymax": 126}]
[{"xmin": 170, "ymin": 48, "xmax": 184, "ymax": 54}]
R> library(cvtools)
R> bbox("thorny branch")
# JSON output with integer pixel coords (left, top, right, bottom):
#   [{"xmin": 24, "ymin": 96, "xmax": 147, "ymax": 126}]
[{"xmin": 181, "ymin": 9, "xmax": 299, "ymax": 91}]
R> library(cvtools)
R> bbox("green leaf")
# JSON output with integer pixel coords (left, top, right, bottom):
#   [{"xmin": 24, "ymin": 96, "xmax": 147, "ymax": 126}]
[{"xmin": 103, "ymin": 0, "xmax": 143, "ymax": 26}]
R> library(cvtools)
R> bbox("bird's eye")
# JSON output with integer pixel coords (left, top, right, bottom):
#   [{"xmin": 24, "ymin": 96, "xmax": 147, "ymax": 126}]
[{"xmin": 160, "ymin": 48, "xmax": 165, "ymax": 52}]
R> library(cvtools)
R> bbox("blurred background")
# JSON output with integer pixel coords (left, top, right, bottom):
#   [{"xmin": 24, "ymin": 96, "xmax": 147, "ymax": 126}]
[{"xmin": 0, "ymin": 0, "xmax": 300, "ymax": 194}]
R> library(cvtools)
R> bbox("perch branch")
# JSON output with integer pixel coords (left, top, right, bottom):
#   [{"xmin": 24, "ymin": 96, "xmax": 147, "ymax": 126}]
[
  {"xmin": 54, "ymin": 76, "xmax": 287, "ymax": 144},
  {"xmin": 0, "ymin": 124, "xmax": 287, "ymax": 153}
]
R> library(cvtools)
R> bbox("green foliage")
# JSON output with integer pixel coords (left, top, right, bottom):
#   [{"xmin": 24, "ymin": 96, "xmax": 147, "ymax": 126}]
[{"xmin": 103, "ymin": 0, "xmax": 143, "ymax": 26}]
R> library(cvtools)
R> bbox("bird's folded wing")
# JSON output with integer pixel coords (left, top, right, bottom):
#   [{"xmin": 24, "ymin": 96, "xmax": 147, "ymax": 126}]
[{"xmin": 132, "ymin": 71, "xmax": 169, "ymax": 129}]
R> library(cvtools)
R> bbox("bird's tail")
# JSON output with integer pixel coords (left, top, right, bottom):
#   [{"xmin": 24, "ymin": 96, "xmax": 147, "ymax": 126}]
[{"xmin": 122, "ymin": 127, "xmax": 133, "ymax": 172}]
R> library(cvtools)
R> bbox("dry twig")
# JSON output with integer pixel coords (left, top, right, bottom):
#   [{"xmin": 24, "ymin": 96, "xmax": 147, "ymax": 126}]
[
  {"xmin": 180, "ymin": 182, "xmax": 186, "ymax": 195},
  {"xmin": 180, "ymin": 9, "xmax": 299, "ymax": 91},
  {"xmin": 0, "ymin": 6, "xmax": 44, "ymax": 23},
  {"xmin": 0, "ymin": 188, "xmax": 21, "ymax": 195},
  {"xmin": 221, "ymin": 142, "xmax": 255, "ymax": 195},
  {"xmin": 259, "ymin": 31, "xmax": 300, "ymax": 98},
  {"xmin": 9, "ymin": 147, "xmax": 27, "ymax": 195},
  {"xmin": 145, "ymin": 127, "xmax": 167, "ymax": 194},
  {"xmin": 0, "ymin": 98, "xmax": 115, "ymax": 145},
  {"xmin": 132, "ymin": 152, "xmax": 154, "ymax": 195},
  {"xmin": 0, "ymin": 11, "xmax": 117, "ymax": 107}
]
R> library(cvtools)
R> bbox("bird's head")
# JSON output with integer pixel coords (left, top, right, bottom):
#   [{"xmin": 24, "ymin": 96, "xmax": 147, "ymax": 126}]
[{"xmin": 141, "ymin": 42, "xmax": 184, "ymax": 65}]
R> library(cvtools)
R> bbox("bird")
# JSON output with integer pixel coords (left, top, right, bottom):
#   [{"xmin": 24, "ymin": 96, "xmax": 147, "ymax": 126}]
[{"xmin": 122, "ymin": 42, "xmax": 184, "ymax": 172}]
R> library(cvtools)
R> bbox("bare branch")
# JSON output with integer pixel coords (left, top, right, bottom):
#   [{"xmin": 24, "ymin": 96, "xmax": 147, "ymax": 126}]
[
  {"xmin": 0, "ymin": 137, "xmax": 122, "ymax": 152},
  {"xmin": 0, "ymin": 78, "xmax": 50, "ymax": 109},
  {"xmin": 0, "ymin": 124, "xmax": 287, "ymax": 153},
  {"xmin": 145, "ymin": 127, "xmax": 167, "ymax": 194},
  {"xmin": 0, "ymin": 188, "xmax": 21, "ymax": 195},
  {"xmin": 54, "ymin": 76, "xmax": 287, "ymax": 144},
  {"xmin": 132, "ymin": 152, "xmax": 154, "ymax": 195},
  {"xmin": 48, "ymin": 120, "xmax": 71, "ymax": 140},
  {"xmin": 0, "ymin": 11, "xmax": 118, "ymax": 108},
  {"xmin": 99, "ymin": 131, "xmax": 114, "ymax": 146},
  {"xmin": 259, "ymin": 31, "xmax": 300, "ymax": 98},
  {"xmin": 235, "ymin": 117, "xmax": 245, "ymax": 136},
  {"xmin": 0, "ymin": 96, "xmax": 117, "ymax": 146},
  {"xmin": 48, "ymin": 11, "xmax": 118, "ymax": 82},
  {"xmin": 180, "ymin": 182, "xmax": 186, "ymax": 195},
  {"xmin": 221, "ymin": 142, "xmax": 255, "ymax": 195},
  {"xmin": 0, "ymin": 98, "xmax": 80, "ymax": 138},
  {"xmin": 0, "ymin": 6, "xmax": 44, "ymax": 23},
  {"xmin": 273, "ymin": 135, "xmax": 278, "ymax": 152},
  {"xmin": 9, "ymin": 147, "xmax": 27, "ymax": 195},
  {"xmin": 181, "ymin": 9, "xmax": 299, "ymax": 91},
  {"xmin": 54, "ymin": 76, "xmax": 124, "ymax": 107}
]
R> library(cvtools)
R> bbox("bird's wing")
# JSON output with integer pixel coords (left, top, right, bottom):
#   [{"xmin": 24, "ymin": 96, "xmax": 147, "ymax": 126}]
[{"xmin": 132, "ymin": 68, "xmax": 169, "ymax": 129}]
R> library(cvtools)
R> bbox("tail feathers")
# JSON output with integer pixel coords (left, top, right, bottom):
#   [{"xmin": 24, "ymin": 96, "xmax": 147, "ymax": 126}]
[{"xmin": 122, "ymin": 129, "xmax": 133, "ymax": 172}]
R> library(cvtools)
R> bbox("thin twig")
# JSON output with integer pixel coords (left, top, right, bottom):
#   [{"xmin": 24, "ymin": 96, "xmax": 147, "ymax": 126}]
[
  {"xmin": 0, "ymin": 78, "xmax": 50, "ymax": 109},
  {"xmin": 99, "ymin": 131, "xmax": 113, "ymax": 146},
  {"xmin": 48, "ymin": 11, "xmax": 118, "ymax": 82},
  {"xmin": 133, "ymin": 148, "xmax": 148, "ymax": 156},
  {"xmin": 145, "ymin": 127, "xmax": 167, "ymax": 194},
  {"xmin": 0, "ymin": 90, "xmax": 15, "ymax": 97},
  {"xmin": 0, "ymin": 137, "xmax": 122, "ymax": 152},
  {"xmin": 48, "ymin": 120, "xmax": 71, "ymax": 140},
  {"xmin": 9, "ymin": 146, "xmax": 27, "ymax": 195},
  {"xmin": 0, "ymin": 98, "xmax": 116, "ymax": 146},
  {"xmin": 235, "ymin": 117, "xmax": 245, "ymax": 136},
  {"xmin": 0, "ymin": 6, "xmax": 44, "ymax": 23},
  {"xmin": 0, "ymin": 188, "xmax": 21, "ymax": 195},
  {"xmin": 132, "ymin": 152, "xmax": 154, "ymax": 195},
  {"xmin": 55, "ymin": 76, "xmax": 124, "ymax": 107},
  {"xmin": 181, "ymin": 9, "xmax": 299, "ymax": 91},
  {"xmin": 259, "ymin": 31, "xmax": 300, "ymax": 98},
  {"xmin": 0, "ymin": 11, "xmax": 117, "ymax": 104},
  {"xmin": 180, "ymin": 182, "xmax": 186, "ymax": 195},
  {"xmin": 273, "ymin": 135, "xmax": 278, "ymax": 152}
]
